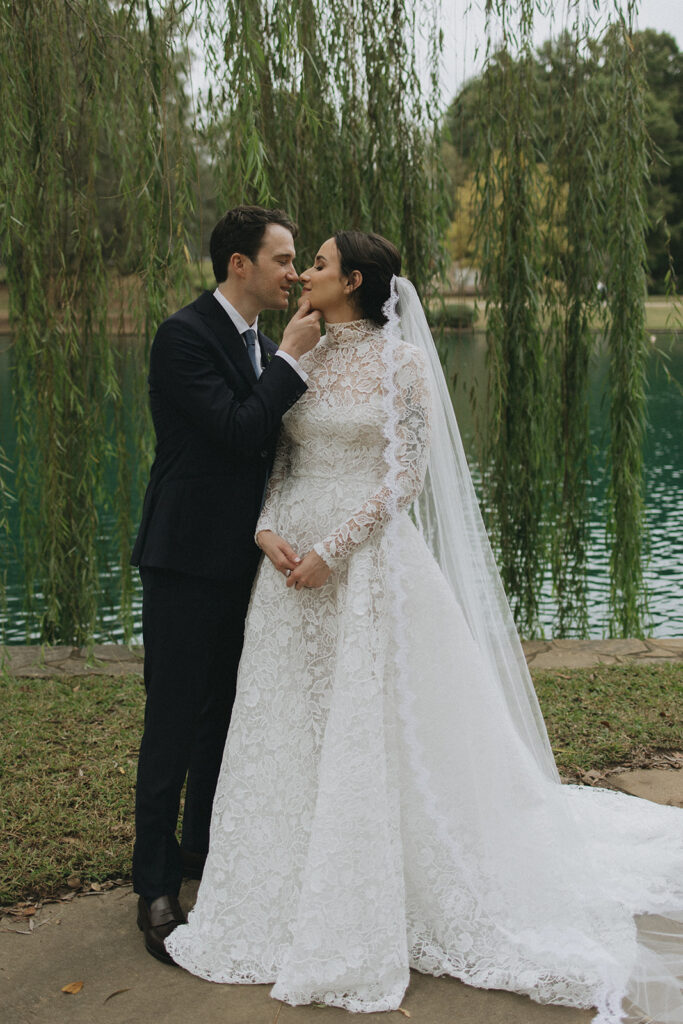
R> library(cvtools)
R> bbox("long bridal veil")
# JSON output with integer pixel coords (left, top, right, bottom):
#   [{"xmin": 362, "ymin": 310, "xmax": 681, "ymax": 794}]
[
  {"xmin": 387, "ymin": 277, "xmax": 558, "ymax": 780},
  {"xmin": 380, "ymin": 277, "xmax": 683, "ymax": 1024}
]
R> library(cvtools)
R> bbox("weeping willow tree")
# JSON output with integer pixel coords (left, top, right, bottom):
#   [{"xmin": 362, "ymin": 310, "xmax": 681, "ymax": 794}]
[
  {"xmin": 468, "ymin": 0, "xmax": 653, "ymax": 637},
  {"xmin": 0, "ymin": 0, "xmax": 657, "ymax": 644},
  {"xmin": 0, "ymin": 0, "xmax": 195, "ymax": 643}
]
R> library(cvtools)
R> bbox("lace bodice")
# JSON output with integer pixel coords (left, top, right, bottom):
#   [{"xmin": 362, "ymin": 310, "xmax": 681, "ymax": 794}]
[{"xmin": 256, "ymin": 319, "xmax": 432, "ymax": 567}]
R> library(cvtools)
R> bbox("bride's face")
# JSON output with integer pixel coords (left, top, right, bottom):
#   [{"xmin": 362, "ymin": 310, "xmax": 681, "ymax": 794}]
[{"xmin": 299, "ymin": 238, "xmax": 358, "ymax": 322}]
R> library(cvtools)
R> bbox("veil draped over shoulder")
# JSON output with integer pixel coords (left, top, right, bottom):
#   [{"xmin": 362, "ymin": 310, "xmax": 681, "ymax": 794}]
[{"xmin": 379, "ymin": 276, "xmax": 683, "ymax": 1024}]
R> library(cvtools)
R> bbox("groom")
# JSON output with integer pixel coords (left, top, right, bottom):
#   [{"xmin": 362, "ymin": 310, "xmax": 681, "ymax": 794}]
[{"xmin": 130, "ymin": 205, "xmax": 320, "ymax": 964}]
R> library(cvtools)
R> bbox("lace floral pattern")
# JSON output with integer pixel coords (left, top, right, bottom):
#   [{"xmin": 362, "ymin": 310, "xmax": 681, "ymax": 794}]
[
  {"xmin": 167, "ymin": 319, "xmax": 683, "ymax": 1023},
  {"xmin": 256, "ymin": 319, "xmax": 431, "ymax": 568}
]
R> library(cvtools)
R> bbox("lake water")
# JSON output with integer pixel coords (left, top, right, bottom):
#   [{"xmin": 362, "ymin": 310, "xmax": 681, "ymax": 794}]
[{"xmin": 1, "ymin": 331, "xmax": 682, "ymax": 642}]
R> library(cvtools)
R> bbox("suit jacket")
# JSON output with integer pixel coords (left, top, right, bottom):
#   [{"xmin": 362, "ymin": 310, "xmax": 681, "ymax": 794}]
[{"xmin": 131, "ymin": 290, "xmax": 307, "ymax": 581}]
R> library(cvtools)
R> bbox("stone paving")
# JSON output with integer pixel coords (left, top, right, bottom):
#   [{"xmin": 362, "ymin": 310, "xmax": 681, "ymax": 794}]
[
  {"xmin": 2, "ymin": 767, "xmax": 681, "ymax": 1024},
  {"xmin": 2, "ymin": 637, "xmax": 683, "ymax": 678}
]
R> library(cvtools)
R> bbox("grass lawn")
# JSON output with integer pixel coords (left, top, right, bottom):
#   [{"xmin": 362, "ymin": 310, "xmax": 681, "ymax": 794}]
[
  {"xmin": 1, "ymin": 664, "xmax": 681, "ymax": 906},
  {"xmin": 438, "ymin": 295, "xmax": 682, "ymax": 333}
]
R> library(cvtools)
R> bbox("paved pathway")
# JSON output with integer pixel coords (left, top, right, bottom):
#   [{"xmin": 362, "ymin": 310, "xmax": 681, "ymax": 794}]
[
  {"xmin": 3, "ymin": 767, "xmax": 681, "ymax": 1024},
  {"xmin": 3, "ymin": 637, "xmax": 683, "ymax": 678}
]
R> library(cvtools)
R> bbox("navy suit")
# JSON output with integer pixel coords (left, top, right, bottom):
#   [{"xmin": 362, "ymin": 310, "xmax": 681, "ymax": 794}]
[{"xmin": 131, "ymin": 290, "xmax": 306, "ymax": 901}]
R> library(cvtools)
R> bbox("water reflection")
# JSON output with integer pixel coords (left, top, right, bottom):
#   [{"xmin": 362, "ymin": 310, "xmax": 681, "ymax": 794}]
[{"xmin": 1, "ymin": 331, "xmax": 681, "ymax": 641}]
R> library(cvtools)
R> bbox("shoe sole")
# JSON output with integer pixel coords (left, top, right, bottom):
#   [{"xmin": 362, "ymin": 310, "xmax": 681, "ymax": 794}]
[{"xmin": 137, "ymin": 910, "xmax": 180, "ymax": 967}]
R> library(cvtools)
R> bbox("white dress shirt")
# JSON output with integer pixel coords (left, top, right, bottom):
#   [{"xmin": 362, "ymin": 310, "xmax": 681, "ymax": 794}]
[{"xmin": 212, "ymin": 288, "xmax": 307, "ymax": 382}]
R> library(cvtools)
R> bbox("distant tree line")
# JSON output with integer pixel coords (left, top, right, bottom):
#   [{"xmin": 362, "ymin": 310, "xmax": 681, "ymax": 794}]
[{"xmin": 444, "ymin": 27, "xmax": 682, "ymax": 293}]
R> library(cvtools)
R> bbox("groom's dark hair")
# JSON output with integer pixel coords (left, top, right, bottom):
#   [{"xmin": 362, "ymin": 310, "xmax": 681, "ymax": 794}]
[
  {"xmin": 334, "ymin": 230, "xmax": 401, "ymax": 326},
  {"xmin": 210, "ymin": 205, "xmax": 298, "ymax": 282}
]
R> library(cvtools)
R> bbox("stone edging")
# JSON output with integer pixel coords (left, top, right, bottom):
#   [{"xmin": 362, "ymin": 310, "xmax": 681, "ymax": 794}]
[{"xmin": 1, "ymin": 638, "xmax": 682, "ymax": 677}]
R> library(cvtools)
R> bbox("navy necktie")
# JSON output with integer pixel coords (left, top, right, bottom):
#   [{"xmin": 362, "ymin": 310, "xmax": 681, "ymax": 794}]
[{"xmin": 243, "ymin": 329, "xmax": 260, "ymax": 377}]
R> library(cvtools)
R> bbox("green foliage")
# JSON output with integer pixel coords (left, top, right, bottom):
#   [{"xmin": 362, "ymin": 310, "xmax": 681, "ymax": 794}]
[
  {"xmin": 446, "ymin": 24, "xmax": 682, "ymax": 294},
  {"xmin": 196, "ymin": 0, "xmax": 449, "ymax": 332},
  {"xmin": 543, "ymin": 6, "xmax": 604, "ymax": 638},
  {"xmin": 0, "ymin": 1, "xmax": 197, "ymax": 643},
  {"xmin": 473, "ymin": 1, "xmax": 549, "ymax": 637},
  {"xmin": 603, "ymin": 1, "xmax": 650, "ymax": 637},
  {"xmin": 0, "ymin": 0, "xmax": 450, "ymax": 644},
  {"xmin": 462, "ymin": 0, "xmax": 653, "ymax": 638},
  {"xmin": 0, "ymin": 0, "xmax": 659, "ymax": 643}
]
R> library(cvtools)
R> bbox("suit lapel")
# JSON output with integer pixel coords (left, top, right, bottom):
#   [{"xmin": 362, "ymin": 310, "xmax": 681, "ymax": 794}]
[{"xmin": 193, "ymin": 291, "xmax": 258, "ymax": 387}]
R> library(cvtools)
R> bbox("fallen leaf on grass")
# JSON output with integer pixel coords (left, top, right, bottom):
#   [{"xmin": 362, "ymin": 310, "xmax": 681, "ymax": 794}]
[
  {"xmin": 103, "ymin": 988, "xmax": 130, "ymax": 1004},
  {"xmin": 61, "ymin": 981, "xmax": 84, "ymax": 995},
  {"xmin": 66, "ymin": 875, "xmax": 81, "ymax": 889}
]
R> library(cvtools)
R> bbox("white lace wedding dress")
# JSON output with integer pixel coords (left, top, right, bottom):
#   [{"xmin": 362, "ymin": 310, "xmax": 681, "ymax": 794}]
[{"xmin": 167, "ymin": 317, "xmax": 683, "ymax": 1023}]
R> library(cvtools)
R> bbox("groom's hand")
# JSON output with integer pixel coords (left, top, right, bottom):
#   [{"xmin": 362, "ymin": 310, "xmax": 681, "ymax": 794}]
[
  {"xmin": 279, "ymin": 299, "xmax": 321, "ymax": 361},
  {"xmin": 256, "ymin": 530, "xmax": 301, "ymax": 576},
  {"xmin": 286, "ymin": 549, "xmax": 331, "ymax": 590}
]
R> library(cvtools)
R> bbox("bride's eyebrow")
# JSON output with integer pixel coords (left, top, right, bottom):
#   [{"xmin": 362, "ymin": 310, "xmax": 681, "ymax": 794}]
[{"xmin": 315, "ymin": 254, "xmax": 326, "ymax": 263}]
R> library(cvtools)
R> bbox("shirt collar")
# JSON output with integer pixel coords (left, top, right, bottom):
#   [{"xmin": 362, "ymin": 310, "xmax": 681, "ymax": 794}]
[{"xmin": 213, "ymin": 287, "xmax": 258, "ymax": 337}]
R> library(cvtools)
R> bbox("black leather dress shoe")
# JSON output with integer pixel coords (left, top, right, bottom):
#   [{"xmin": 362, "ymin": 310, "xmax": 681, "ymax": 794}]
[
  {"xmin": 137, "ymin": 894, "xmax": 186, "ymax": 965},
  {"xmin": 180, "ymin": 847, "xmax": 206, "ymax": 880}
]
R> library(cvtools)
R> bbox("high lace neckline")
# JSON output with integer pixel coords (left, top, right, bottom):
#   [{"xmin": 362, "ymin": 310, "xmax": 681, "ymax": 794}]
[{"xmin": 324, "ymin": 319, "xmax": 380, "ymax": 346}]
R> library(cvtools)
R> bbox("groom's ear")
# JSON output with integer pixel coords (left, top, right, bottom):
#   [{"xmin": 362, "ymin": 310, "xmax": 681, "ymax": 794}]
[
  {"xmin": 346, "ymin": 270, "xmax": 362, "ymax": 294},
  {"xmin": 228, "ymin": 251, "xmax": 249, "ymax": 277}
]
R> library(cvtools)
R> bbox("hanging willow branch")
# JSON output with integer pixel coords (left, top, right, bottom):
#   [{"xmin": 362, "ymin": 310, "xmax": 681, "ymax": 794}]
[
  {"xmin": 0, "ymin": 0, "xmax": 195, "ymax": 644},
  {"xmin": 603, "ymin": 1, "xmax": 650, "ymax": 636},
  {"xmin": 474, "ymin": 0, "xmax": 549, "ymax": 637},
  {"xmin": 543, "ymin": 6, "xmax": 605, "ymax": 637}
]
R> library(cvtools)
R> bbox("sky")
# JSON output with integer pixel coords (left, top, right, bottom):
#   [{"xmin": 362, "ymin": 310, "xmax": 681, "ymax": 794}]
[{"xmin": 440, "ymin": 0, "xmax": 683, "ymax": 101}]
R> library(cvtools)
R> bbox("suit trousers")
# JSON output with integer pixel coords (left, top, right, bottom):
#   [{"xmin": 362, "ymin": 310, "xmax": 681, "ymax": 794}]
[{"xmin": 133, "ymin": 565, "xmax": 255, "ymax": 902}]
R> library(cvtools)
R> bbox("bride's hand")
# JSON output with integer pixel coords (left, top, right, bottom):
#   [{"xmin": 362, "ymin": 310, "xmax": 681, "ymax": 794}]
[
  {"xmin": 286, "ymin": 549, "xmax": 331, "ymax": 590},
  {"xmin": 256, "ymin": 530, "xmax": 301, "ymax": 576}
]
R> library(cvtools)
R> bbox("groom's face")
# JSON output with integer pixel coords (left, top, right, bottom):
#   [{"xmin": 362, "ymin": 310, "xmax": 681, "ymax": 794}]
[{"xmin": 244, "ymin": 224, "xmax": 298, "ymax": 312}]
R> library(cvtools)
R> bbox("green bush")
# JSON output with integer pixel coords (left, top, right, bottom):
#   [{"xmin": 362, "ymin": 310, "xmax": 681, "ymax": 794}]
[{"xmin": 428, "ymin": 302, "xmax": 476, "ymax": 329}]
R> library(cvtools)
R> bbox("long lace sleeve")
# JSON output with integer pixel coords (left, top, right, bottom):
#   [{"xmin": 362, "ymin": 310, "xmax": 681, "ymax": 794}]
[
  {"xmin": 313, "ymin": 346, "xmax": 432, "ymax": 569},
  {"xmin": 255, "ymin": 432, "xmax": 291, "ymax": 540}
]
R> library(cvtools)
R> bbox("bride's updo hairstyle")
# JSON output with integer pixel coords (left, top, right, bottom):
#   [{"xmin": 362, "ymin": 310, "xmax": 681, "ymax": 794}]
[{"xmin": 334, "ymin": 230, "xmax": 401, "ymax": 326}]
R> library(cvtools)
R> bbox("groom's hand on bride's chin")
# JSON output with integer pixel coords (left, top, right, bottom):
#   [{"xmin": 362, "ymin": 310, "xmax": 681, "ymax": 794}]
[
  {"xmin": 256, "ymin": 530, "xmax": 301, "ymax": 576},
  {"xmin": 279, "ymin": 299, "xmax": 321, "ymax": 360}
]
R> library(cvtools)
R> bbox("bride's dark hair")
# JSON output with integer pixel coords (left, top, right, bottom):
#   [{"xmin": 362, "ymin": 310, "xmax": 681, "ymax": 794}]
[{"xmin": 334, "ymin": 231, "xmax": 401, "ymax": 326}]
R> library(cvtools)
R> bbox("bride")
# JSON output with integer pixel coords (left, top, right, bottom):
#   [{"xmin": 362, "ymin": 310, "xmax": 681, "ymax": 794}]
[{"xmin": 166, "ymin": 231, "xmax": 683, "ymax": 1023}]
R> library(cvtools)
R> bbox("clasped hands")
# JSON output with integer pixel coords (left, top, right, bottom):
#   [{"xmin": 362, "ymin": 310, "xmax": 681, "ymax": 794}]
[{"xmin": 256, "ymin": 530, "xmax": 331, "ymax": 590}]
